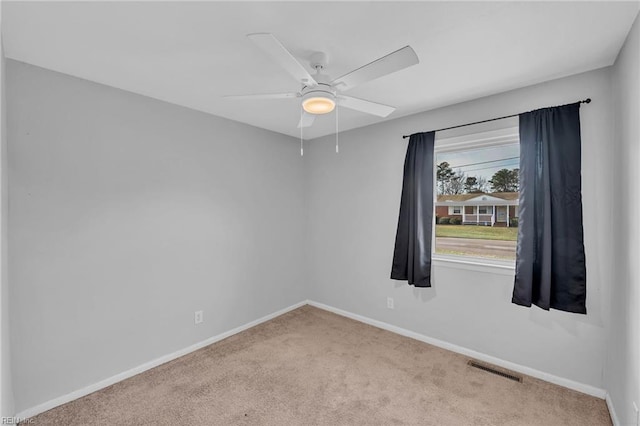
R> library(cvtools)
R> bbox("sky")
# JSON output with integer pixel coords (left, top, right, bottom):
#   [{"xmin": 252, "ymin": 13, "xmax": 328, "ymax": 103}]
[{"xmin": 436, "ymin": 143, "xmax": 519, "ymax": 182}]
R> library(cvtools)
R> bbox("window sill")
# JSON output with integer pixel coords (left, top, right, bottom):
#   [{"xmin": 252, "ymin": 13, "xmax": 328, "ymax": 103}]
[{"xmin": 432, "ymin": 254, "xmax": 515, "ymax": 276}]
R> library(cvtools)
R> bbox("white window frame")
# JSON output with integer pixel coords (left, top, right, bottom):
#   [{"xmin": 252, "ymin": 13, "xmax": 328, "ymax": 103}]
[
  {"xmin": 448, "ymin": 206, "xmax": 462, "ymax": 215},
  {"xmin": 433, "ymin": 127, "xmax": 519, "ymax": 273}
]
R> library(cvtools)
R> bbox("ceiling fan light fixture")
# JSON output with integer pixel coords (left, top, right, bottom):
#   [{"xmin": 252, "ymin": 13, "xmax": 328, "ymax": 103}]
[{"xmin": 302, "ymin": 92, "xmax": 336, "ymax": 114}]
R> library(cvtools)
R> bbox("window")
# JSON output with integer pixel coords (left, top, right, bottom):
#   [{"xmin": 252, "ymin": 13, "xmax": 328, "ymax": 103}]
[{"xmin": 434, "ymin": 127, "xmax": 520, "ymax": 263}]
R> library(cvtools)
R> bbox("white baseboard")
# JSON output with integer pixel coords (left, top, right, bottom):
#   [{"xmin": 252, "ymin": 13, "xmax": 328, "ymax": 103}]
[
  {"xmin": 606, "ymin": 393, "xmax": 620, "ymax": 426},
  {"xmin": 16, "ymin": 300, "xmax": 307, "ymax": 421},
  {"xmin": 307, "ymin": 300, "xmax": 607, "ymax": 399}
]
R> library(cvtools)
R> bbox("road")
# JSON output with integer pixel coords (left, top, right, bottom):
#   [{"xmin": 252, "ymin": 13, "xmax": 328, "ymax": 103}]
[{"xmin": 435, "ymin": 237, "xmax": 516, "ymax": 259}]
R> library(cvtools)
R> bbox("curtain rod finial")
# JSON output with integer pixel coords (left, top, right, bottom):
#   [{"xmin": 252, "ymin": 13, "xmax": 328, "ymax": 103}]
[{"xmin": 584, "ymin": 98, "xmax": 591, "ymax": 104}]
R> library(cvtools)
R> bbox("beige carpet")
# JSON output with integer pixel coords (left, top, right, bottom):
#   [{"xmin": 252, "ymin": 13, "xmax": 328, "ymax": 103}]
[{"xmin": 23, "ymin": 305, "xmax": 611, "ymax": 425}]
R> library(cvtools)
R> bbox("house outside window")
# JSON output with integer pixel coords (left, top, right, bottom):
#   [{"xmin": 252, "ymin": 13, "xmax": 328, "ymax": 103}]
[{"xmin": 434, "ymin": 127, "xmax": 520, "ymax": 263}]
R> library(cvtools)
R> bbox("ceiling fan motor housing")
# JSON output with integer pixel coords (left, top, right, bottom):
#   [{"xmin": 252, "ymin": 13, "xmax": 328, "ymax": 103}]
[{"xmin": 301, "ymin": 83, "xmax": 336, "ymax": 114}]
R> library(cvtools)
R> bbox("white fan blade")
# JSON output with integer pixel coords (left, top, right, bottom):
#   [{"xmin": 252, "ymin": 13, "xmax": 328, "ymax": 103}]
[
  {"xmin": 337, "ymin": 96, "xmax": 395, "ymax": 117},
  {"xmin": 331, "ymin": 46, "xmax": 418, "ymax": 91},
  {"xmin": 224, "ymin": 92, "xmax": 299, "ymax": 100},
  {"xmin": 248, "ymin": 33, "xmax": 317, "ymax": 86},
  {"xmin": 297, "ymin": 112, "xmax": 316, "ymax": 128}
]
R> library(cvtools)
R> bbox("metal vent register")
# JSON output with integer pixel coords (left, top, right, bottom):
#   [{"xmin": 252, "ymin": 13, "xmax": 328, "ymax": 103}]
[{"xmin": 467, "ymin": 360, "xmax": 523, "ymax": 383}]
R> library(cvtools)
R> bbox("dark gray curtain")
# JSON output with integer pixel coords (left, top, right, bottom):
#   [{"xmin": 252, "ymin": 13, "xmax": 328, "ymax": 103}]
[
  {"xmin": 391, "ymin": 132, "xmax": 435, "ymax": 287},
  {"xmin": 513, "ymin": 102, "xmax": 587, "ymax": 314}
]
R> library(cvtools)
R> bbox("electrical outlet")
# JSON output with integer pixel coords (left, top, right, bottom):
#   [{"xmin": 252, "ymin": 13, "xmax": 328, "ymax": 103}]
[
  {"xmin": 194, "ymin": 310, "xmax": 203, "ymax": 325},
  {"xmin": 633, "ymin": 401, "xmax": 639, "ymax": 426},
  {"xmin": 387, "ymin": 297, "xmax": 394, "ymax": 309}
]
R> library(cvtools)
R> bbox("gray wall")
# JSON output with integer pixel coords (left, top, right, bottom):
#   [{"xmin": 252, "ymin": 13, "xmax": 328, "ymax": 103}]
[
  {"xmin": 7, "ymin": 60, "xmax": 307, "ymax": 412},
  {"xmin": 607, "ymin": 12, "xmax": 640, "ymax": 426},
  {"xmin": 1, "ymin": 19, "xmax": 16, "ymax": 419},
  {"xmin": 305, "ymin": 68, "xmax": 614, "ymax": 389}
]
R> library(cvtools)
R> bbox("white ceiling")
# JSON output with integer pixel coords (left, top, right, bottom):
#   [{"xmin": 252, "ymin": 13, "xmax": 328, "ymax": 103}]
[{"xmin": 3, "ymin": 1, "xmax": 639, "ymax": 140}]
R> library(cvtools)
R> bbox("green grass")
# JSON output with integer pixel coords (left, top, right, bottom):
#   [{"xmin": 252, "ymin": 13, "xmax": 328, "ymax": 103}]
[
  {"xmin": 435, "ymin": 224, "xmax": 518, "ymax": 241},
  {"xmin": 434, "ymin": 248, "xmax": 515, "ymax": 260}
]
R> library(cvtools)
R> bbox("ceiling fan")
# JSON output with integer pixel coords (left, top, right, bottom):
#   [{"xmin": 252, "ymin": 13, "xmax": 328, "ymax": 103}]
[{"xmin": 226, "ymin": 33, "xmax": 419, "ymax": 129}]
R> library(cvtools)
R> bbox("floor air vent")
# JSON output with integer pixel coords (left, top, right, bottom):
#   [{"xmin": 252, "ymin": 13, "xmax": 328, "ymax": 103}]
[{"xmin": 467, "ymin": 360, "xmax": 523, "ymax": 383}]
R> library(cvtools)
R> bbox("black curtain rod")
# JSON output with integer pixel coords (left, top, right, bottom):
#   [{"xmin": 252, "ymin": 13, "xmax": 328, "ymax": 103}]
[{"xmin": 402, "ymin": 98, "xmax": 591, "ymax": 139}]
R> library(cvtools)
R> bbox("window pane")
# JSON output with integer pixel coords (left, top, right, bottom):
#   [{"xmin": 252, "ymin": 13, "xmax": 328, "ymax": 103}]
[{"xmin": 435, "ymin": 143, "xmax": 519, "ymax": 261}]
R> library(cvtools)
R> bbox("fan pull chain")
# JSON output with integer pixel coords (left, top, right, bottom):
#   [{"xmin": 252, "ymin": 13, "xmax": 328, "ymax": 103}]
[
  {"xmin": 300, "ymin": 110, "xmax": 304, "ymax": 157},
  {"xmin": 335, "ymin": 104, "xmax": 339, "ymax": 154}
]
